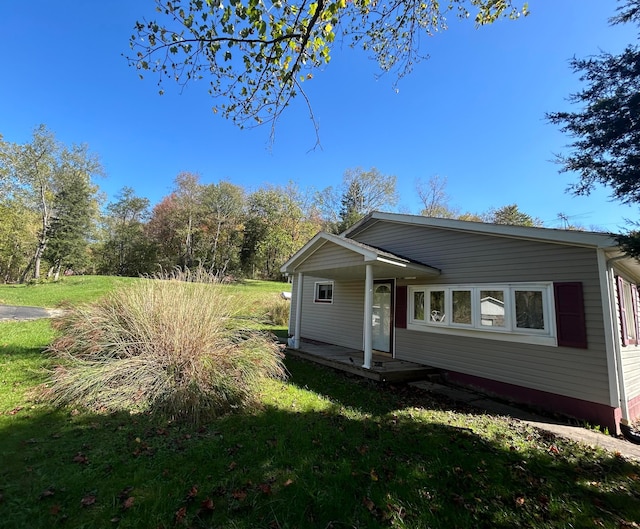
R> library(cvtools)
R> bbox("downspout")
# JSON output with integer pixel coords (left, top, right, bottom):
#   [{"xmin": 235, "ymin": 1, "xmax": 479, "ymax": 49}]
[{"xmin": 362, "ymin": 264, "xmax": 373, "ymax": 369}]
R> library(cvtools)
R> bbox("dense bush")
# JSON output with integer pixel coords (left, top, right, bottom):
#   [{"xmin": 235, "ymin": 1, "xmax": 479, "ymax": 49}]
[{"xmin": 45, "ymin": 273, "xmax": 286, "ymax": 424}]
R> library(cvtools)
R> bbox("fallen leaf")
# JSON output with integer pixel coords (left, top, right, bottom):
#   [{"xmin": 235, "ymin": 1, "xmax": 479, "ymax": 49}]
[
  {"xmin": 228, "ymin": 461, "xmax": 237, "ymax": 471},
  {"xmin": 370, "ymin": 469, "xmax": 379, "ymax": 481},
  {"xmin": 186, "ymin": 485, "xmax": 198, "ymax": 502},
  {"xmin": 232, "ymin": 490, "xmax": 247, "ymax": 501},
  {"xmin": 283, "ymin": 479, "xmax": 294, "ymax": 487},
  {"xmin": 122, "ymin": 497, "xmax": 135, "ymax": 509},
  {"xmin": 81, "ymin": 494, "xmax": 96, "ymax": 507},
  {"xmin": 49, "ymin": 504, "xmax": 61, "ymax": 515},
  {"xmin": 118, "ymin": 486, "xmax": 134, "ymax": 499},
  {"xmin": 362, "ymin": 497, "xmax": 376, "ymax": 512},
  {"xmin": 7, "ymin": 406, "xmax": 23, "ymax": 415},
  {"xmin": 40, "ymin": 488, "xmax": 55, "ymax": 499},
  {"xmin": 515, "ymin": 496, "xmax": 526, "ymax": 507},
  {"xmin": 200, "ymin": 498, "xmax": 213, "ymax": 511},
  {"xmin": 175, "ymin": 506, "xmax": 187, "ymax": 523},
  {"xmin": 259, "ymin": 483, "xmax": 272, "ymax": 495},
  {"xmin": 73, "ymin": 452, "xmax": 89, "ymax": 465}
]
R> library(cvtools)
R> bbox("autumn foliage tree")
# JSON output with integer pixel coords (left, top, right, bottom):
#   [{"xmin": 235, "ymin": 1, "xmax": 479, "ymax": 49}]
[
  {"xmin": 0, "ymin": 126, "xmax": 102, "ymax": 282},
  {"xmin": 98, "ymin": 187, "xmax": 154, "ymax": 276}
]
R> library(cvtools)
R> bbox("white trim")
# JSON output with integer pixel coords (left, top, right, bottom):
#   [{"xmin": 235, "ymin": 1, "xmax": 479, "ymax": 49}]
[
  {"xmin": 363, "ymin": 264, "xmax": 373, "ymax": 369},
  {"xmin": 376, "ymin": 257, "xmax": 407, "ymax": 267},
  {"xmin": 599, "ymin": 250, "xmax": 622, "ymax": 409},
  {"xmin": 406, "ymin": 322, "xmax": 558, "ymax": 347},
  {"xmin": 293, "ymin": 273, "xmax": 303, "ymax": 349}
]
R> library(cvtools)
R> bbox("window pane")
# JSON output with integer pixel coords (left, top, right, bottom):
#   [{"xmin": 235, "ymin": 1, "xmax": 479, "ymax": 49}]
[
  {"xmin": 622, "ymin": 281, "xmax": 638, "ymax": 341},
  {"xmin": 452, "ymin": 290, "xmax": 472, "ymax": 324},
  {"xmin": 515, "ymin": 290, "xmax": 544, "ymax": 330},
  {"xmin": 316, "ymin": 283, "xmax": 332, "ymax": 301},
  {"xmin": 481, "ymin": 290, "xmax": 505, "ymax": 327},
  {"xmin": 430, "ymin": 290, "xmax": 446, "ymax": 322},
  {"xmin": 413, "ymin": 291, "xmax": 425, "ymax": 321}
]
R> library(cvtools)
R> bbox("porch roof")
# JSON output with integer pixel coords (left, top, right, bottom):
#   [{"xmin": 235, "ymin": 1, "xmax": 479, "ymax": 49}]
[{"xmin": 280, "ymin": 231, "xmax": 441, "ymax": 280}]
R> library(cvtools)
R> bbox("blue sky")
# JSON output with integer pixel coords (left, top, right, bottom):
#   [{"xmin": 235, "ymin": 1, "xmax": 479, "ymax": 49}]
[{"xmin": 1, "ymin": 1, "xmax": 637, "ymax": 231}]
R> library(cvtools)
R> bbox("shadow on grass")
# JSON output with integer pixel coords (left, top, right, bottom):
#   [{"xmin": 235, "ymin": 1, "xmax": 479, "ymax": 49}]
[{"xmin": 0, "ymin": 359, "xmax": 639, "ymax": 529}]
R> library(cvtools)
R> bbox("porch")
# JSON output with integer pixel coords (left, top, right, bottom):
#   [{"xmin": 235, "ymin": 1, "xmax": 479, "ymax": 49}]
[{"xmin": 285, "ymin": 339, "xmax": 440, "ymax": 383}]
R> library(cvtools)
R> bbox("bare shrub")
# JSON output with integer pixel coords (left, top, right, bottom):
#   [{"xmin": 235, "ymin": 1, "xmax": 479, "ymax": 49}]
[{"xmin": 46, "ymin": 273, "xmax": 286, "ymax": 425}]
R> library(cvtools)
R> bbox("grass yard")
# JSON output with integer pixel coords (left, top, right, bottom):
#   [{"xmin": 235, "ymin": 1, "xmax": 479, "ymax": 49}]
[
  {"xmin": 0, "ymin": 276, "xmax": 138, "ymax": 307},
  {"xmin": 1, "ymin": 277, "xmax": 640, "ymax": 528}
]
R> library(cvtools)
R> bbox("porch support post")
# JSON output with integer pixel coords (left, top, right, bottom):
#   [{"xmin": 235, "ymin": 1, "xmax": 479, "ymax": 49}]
[
  {"xmin": 293, "ymin": 272, "xmax": 303, "ymax": 349},
  {"xmin": 363, "ymin": 264, "xmax": 373, "ymax": 369}
]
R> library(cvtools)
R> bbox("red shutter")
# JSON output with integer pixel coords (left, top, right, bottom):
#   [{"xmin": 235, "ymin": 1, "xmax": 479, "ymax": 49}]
[
  {"xmin": 618, "ymin": 276, "xmax": 630, "ymax": 346},
  {"xmin": 554, "ymin": 282, "xmax": 587, "ymax": 349},
  {"xmin": 395, "ymin": 286, "xmax": 407, "ymax": 329}
]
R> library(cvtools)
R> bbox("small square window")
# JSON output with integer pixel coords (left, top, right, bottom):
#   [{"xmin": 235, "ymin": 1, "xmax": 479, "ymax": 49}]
[{"xmin": 315, "ymin": 282, "xmax": 333, "ymax": 303}]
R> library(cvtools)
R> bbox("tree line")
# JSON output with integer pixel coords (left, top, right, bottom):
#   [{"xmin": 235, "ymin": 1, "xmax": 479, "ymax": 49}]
[
  {"xmin": 0, "ymin": 126, "xmax": 550, "ymax": 284},
  {"xmin": 5, "ymin": 2, "xmax": 639, "ymax": 282}
]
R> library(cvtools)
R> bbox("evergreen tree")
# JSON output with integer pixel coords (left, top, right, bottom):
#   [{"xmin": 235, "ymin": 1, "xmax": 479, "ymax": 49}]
[{"xmin": 547, "ymin": 0, "xmax": 640, "ymax": 254}]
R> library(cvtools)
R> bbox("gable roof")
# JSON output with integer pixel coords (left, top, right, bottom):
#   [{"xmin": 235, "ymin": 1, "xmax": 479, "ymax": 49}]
[
  {"xmin": 280, "ymin": 231, "xmax": 440, "ymax": 279},
  {"xmin": 344, "ymin": 211, "xmax": 620, "ymax": 249}
]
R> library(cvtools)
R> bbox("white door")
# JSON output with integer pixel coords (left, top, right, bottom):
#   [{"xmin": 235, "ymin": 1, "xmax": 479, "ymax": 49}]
[{"xmin": 372, "ymin": 282, "xmax": 392, "ymax": 353}]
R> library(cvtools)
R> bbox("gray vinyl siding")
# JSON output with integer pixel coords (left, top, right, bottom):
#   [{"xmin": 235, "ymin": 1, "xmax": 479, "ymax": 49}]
[
  {"xmin": 354, "ymin": 221, "xmax": 611, "ymax": 406},
  {"xmin": 295, "ymin": 243, "xmax": 364, "ymax": 272},
  {"xmin": 292, "ymin": 275, "xmax": 364, "ymax": 350},
  {"xmin": 622, "ymin": 347, "xmax": 640, "ymax": 401}
]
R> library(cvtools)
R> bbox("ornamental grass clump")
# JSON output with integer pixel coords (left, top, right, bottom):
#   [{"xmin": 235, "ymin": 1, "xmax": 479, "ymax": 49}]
[
  {"xmin": 45, "ymin": 273, "xmax": 286, "ymax": 425},
  {"xmin": 267, "ymin": 297, "xmax": 290, "ymax": 326}
]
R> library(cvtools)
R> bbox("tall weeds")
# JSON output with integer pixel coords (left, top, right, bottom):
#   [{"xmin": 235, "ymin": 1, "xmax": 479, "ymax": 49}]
[
  {"xmin": 267, "ymin": 297, "xmax": 290, "ymax": 326},
  {"xmin": 46, "ymin": 270, "xmax": 286, "ymax": 424}
]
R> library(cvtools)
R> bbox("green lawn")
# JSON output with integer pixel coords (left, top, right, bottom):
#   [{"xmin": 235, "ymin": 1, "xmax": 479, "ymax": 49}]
[
  {"xmin": 1, "ymin": 277, "xmax": 639, "ymax": 528},
  {"xmin": 0, "ymin": 276, "xmax": 137, "ymax": 307}
]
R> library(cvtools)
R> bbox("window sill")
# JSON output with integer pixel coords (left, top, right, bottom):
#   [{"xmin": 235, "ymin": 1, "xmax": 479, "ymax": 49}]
[{"xmin": 406, "ymin": 322, "xmax": 558, "ymax": 347}]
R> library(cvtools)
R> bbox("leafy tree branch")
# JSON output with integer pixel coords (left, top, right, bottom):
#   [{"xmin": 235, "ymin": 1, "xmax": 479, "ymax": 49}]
[{"xmin": 128, "ymin": 0, "xmax": 528, "ymax": 141}]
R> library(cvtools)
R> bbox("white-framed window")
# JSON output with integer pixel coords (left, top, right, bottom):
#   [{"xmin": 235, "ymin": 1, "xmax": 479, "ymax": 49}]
[
  {"xmin": 617, "ymin": 276, "xmax": 639, "ymax": 346},
  {"xmin": 314, "ymin": 281, "xmax": 334, "ymax": 303},
  {"xmin": 408, "ymin": 283, "xmax": 555, "ymax": 344}
]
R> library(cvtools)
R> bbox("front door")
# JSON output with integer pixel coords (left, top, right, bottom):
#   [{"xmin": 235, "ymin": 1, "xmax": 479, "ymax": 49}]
[{"xmin": 372, "ymin": 281, "xmax": 393, "ymax": 354}]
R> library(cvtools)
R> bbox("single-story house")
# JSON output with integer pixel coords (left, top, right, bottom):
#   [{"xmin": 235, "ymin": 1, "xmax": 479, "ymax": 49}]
[{"xmin": 280, "ymin": 211, "xmax": 640, "ymax": 435}]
